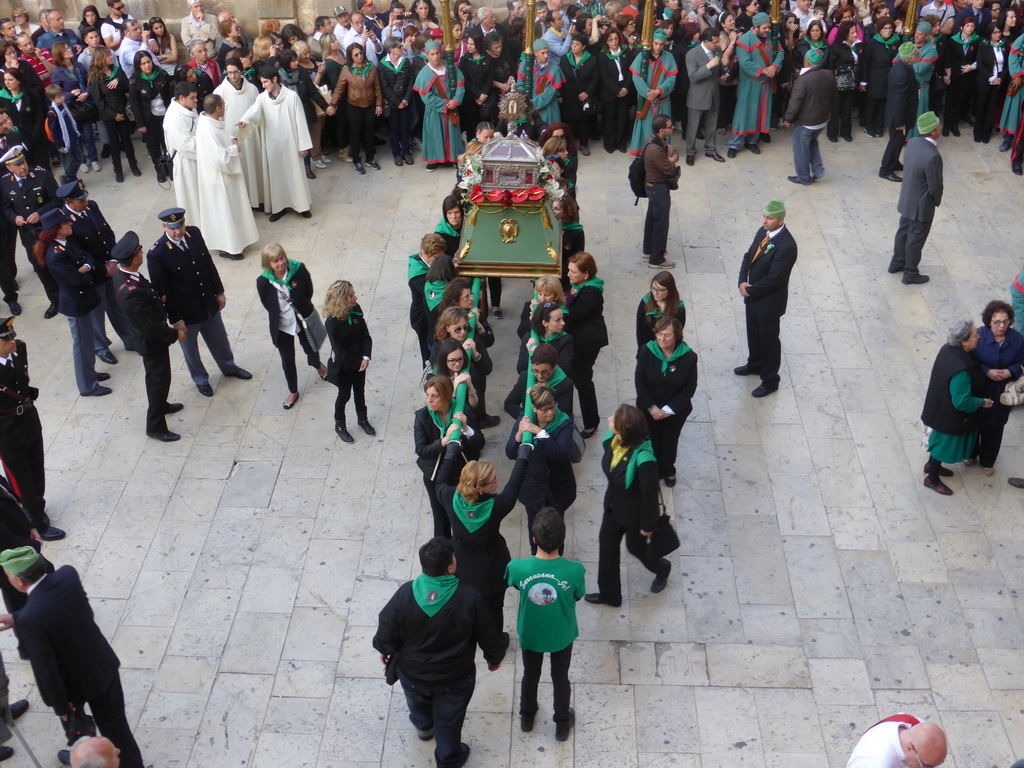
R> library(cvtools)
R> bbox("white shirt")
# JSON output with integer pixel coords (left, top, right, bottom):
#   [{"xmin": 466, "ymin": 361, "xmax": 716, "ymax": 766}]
[
  {"xmin": 100, "ymin": 14, "xmax": 134, "ymax": 45},
  {"xmin": 846, "ymin": 721, "xmax": 911, "ymax": 768},
  {"xmin": 991, "ymin": 47, "xmax": 1005, "ymax": 84},
  {"xmin": 26, "ymin": 572, "xmax": 47, "ymax": 595},
  {"xmin": 273, "ymin": 283, "xmax": 298, "ymax": 334}
]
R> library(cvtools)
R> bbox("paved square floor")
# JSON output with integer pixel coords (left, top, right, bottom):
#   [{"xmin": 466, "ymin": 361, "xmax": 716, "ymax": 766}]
[{"xmin": 2, "ymin": 126, "xmax": 1023, "ymax": 768}]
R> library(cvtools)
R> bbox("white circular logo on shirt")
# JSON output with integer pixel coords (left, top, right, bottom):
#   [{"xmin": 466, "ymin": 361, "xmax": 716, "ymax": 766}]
[{"xmin": 527, "ymin": 583, "xmax": 557, "ymax": 606}]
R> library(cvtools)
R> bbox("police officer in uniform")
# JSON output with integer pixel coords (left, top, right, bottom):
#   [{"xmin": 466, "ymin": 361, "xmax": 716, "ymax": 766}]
[
  {"xmin": 0, "ymin": 317, "xmax": 65, "ymax": 540},
  {"xmin": 58, "ymin": 179, "xmax": 134, "ymax": 367},
  {"xmin": 113, "ymin": 232, "xmax": 185, "ymax": 442},
  {"xmin": 0, "ymin": 146, "xmax": 59, "ymax": 319},
  {"xmin": 146, "ymin": 208, "xmax": 252, "ymax": 397}
]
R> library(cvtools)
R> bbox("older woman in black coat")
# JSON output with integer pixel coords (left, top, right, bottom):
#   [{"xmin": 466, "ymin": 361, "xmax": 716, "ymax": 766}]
[
  {"xmin": 560, "ymin": 33, "xmax": 599, "ymax": 154},
  {"xmin": 858, "ymin": 17, "xmax": 900, "ymax": 137},
  {"xmin": 256, "ymin": 243, "xmax": 327, "ymax": 411},
  {"xmin": 564, "ymin": 251, "xmax": 608, "ymax": 438},
  {"xmin": 597, "ymin": 28, "xmax": 635, "ymax": 153}
]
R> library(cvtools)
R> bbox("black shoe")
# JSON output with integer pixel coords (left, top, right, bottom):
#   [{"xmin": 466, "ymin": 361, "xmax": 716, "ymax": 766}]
[
  {"xmin": 101, "ymin": 144, "xmax": 111, "ymax": 159},
  {"xmin": 146, "ymin": 430, "xmax": 181, "ymax": 442},
  {"xmin": 748, "ymin": 143, "xmax": 761, "ymax": 154},
  {"xmin": 57, "ymin": 750, "xmax": 71, "ymax": 766},
  {"xmin": 0, "ymin": 746, "xmax": 11, "ymax": 762},
  {"xmin": 733, "ymin": 364, "xmax": 760, "ymax": 376},
  {"xmin": 44, "ymin": 302, "xmax": 59, "ymax": 319},
  {"xmin": 493, "ymin": 308, "xmax": 503, "ymax": 319},
  {"xmin": 96, "ymin": 372, "xmax": 110, "ymax": 381},
  {"xmin": 651, "ymin": 563, "xmax": 671, "ymax": 593},
  {"xmin": 226, "ymin": 368, "xmax": 253, "ymax": 380},
  {"xmin": 300, "ymin": 210, "xmax": 312, "ymax": 218},
  {"xmin": 584, "ymin": 592, "xmax": 621, "ymax": 607},
  {"xmin": 828, "ymin": 136, "xmax": 839, "ymax": 143},
  {"xmin": 999, "ymin": 140, "xmax": 1012, "ymax": 152},
  {"xmin": 114, "ymin": 172, "xmax": 124, "ymax": 183},
  {"xmin": 903, "ymin": 273, "xmax": 930, "ymax": 285},
  {"xmin": 520, "ymin": 712, "xmax": 535, "ymax": 732},
  {"xmin": 357, "ymin": 418, "xmax": 376, "ymax": 436},
  {"xmin": 727, "ymin": 148, "xmax": 737, "ymax": 158},
  {"xmin": 555, "ymin": 709, "xmax": 575, "ymax": 742},
  {"xmin": 283, "ymin": 393, "xmax": 299, "ymax": 410},
  {"xmin": 394, "ymin": 156, "xmax": 404, "ymax": 167},
  {"xmin": 197, "ymin": 382, "xmax": 214, "ymax": 396},
  {"xmin": 9, "ymin": 699, "xmax": 28, "ymax": 719},
  {"xmin": 883, "ymin": 172, "xmax": 902, "ymax": 182},
  {"xmin": 579, "ymin": 145, "xmax": 590, "ymax": 156},
  {"xmin": 39, "ymin": 526, "xmax": 65, "ymax": 541},
  {"xmin": 336, "ymin": 423, "xmax": 354, "ymax": 443},
  {"xmin": 1014, "ymin": 166, "xmax": 1023, "ymax": 176},
  {"xmin": 752, "ymin": 384, "xmax": 778, "ymax": 398},
  {"xmin": 367, "ymin": 160, "xmax": 381, "ymax": 170},
  {"xmin": 453, "ymin": 744, "xmax": 471, "ymax": 768},
  {"xmin": 97, "ymin": 350, "xmax": 118, "ymax": 365},
  {"xmin": 403, "ymin": 154, "xmax": 414, "ymax": 165},
  {"xmin": 269, "ymin": 211, "xmax": 286, "ymax": 222},
  {"xmin": 664, "ymin": 475, "xmax": 676, "ymax": 487},
  {"xmin": 787, "ymin": 175, "xmax": 812, "ymax": 186},
  {"xmin": 163, "ymin": 402, "xmax": 184, "ymax": 414},
  {"xmin": 480, "ymin": 414, "xmax": 501, "ymax": 429},
  {"xmin": 219, "ymin": 252, "xmax": 245, "ymax": 260},
  {"xmin": 354, "ymin": 162, "xmax": 366, "ymax": 174},
  {"xmin": 81, "ymin": 386, "xmax": 112, "ymax": 397},
  {"xmin": 6, "ymin": 300, "xmax": 20, "ymax": 316},
  {"xmin": 130, "ymin": 164, "xmax": 142, "ymax": 177},
  {"xmin": 887, "ymin": 262, "xmax": 904, "ymax": 274},
  {"xmin": 950, "ymin": 125, "xmax": 960, "ymax": 137}
]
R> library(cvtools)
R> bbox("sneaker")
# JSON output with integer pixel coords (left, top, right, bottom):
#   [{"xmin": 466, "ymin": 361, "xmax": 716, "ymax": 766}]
[
  {"xmin": 426, "ymin": 163, "xmax": 437, "ymax": 172},
  {"xmin": 649, "ymin": 260, "xmax": 675, "ymax": 269},
  {"xmin": 91, "ymin": 161, "xmax": 100, "ymax": 172},
  {"xmin": 313, "ymin": 159, "xmax": 328, "ymax": 169},
  {"xmin": 320, "ymin": 154, "xmax": 332, "ymax": 163},
  {"xmin": 82, "ymin": 162, "xmax": 91, "ymax": 173}
]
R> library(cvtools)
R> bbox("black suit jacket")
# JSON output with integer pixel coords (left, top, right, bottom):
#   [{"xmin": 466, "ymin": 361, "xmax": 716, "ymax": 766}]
[
  {"xmin": 67, "ymin": 202, "xmax": 116, "ymax": 274},
  {"xmin": 738, "ymin": 226, "xmax": 798, "ymax": 317},
  {"xmin": 146, "ymin": 227, "xmax": 224, "ymax": 325},
  {"xmin": 256, "ymin": 264, "xmax": 317, "ymax": 345},
  {"xmin": 0, "ymin": 167, "xmax": 58, "ymax": 223},
  {"xmin": 0, "ymin": 340, "xmax": 42, "ymax": 448},
  {"xmin": 564, "ymin": 285, "xmax": 609, "ymax": 356},
  {"xmin": 15, "ymin": 565, "xmax": 121, "ymax": 715},
  {"xmin": 975, "ymin": 42, "xmax": 1009, "ymax": 86},
  {"xmin": 885, "ymin": 60, "xmax": 919, "ymax": 130},
  {"xmin": 601, "ymin": 441, "xmax": 659, "ymax": 531},
  {"xmin": 113, "ymin": 269, "xmax": 178, "ymax": 356},
  {"xmin": 45, "ymin": 238, "xmax": 101, "ymax": 317}
]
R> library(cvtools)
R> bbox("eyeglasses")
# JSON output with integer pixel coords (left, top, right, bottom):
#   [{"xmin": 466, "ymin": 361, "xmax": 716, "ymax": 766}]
[
  {"xmin": 446, "ymin": 357, "xmax": 465, "ymax": 365},
  {"xmin": 451, "ymin": 325, "xmax": 469, "ymax": 333},
  {"xmin": 992, "ymin": 319, "xmax": 1011, "ymax": 326},
  {"xmin": 909, "ymin": 743, "xmax": 936, "ymax": 768},
  {"xmin": 651, "ymin": 285, "xmax": 668, "ymax": 293},
  {"xmin": 113, "ymin": 5, "xmax": 125, "ymax": 10},
  {"xmin": 535, "ymin": 404, "xmax": 555, "ymax": 412},
  {"xmin": 655, "ymin": 330, "xmax": 675, "ymax": 339}
]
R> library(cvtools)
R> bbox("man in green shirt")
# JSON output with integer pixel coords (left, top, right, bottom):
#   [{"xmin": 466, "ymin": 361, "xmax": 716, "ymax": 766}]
[{"xmin": 505, "ymin": 507, "xmax": 586, "ymax": 742}]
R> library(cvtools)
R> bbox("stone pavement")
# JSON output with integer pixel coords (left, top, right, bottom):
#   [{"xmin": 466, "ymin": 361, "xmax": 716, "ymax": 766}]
[{"xmin": 1, "ymin": 127, "xmax": 1023, "ymax": 768}]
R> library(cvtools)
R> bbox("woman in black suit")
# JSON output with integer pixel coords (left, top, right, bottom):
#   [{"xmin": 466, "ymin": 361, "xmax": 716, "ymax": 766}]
[
  {"xmin": 436, "ymin": 438, "xmax": 530, "ymax": 633},
  {"xmin": 635, "ymin": 317, "xmax": 698, "ymax": 487},
  {"xmin": 323, "ymin": 279, "xmax": 375, "ymax": 443},
  {"xmin": 942, "ymin": 18, "xmax": 980, "ymax": 135},
  {"xmin": 553, "ymin": 196, "xmax": 584, "ymax": 290},
  {"xmin": 858, "ymin": 17, "xmax": 899, "ymax": 137},
  {"xmin": 585, "ymin": 403, "xmax": 672, "ymax": 607},
  {"xmin": 517, "ymin": 276, "xmax": 565, "ymax": 339},
  {"xmin": 974, "ymin": 25, "xmax": 1009, "ymax": 142},
  {"xmin": 560, "ymin": 33, "xmax": 600, "ymax": 155},
  {"xmin": 636, "ymin": 270, "xmax": 686, "ymax": 348},
  {"xmin": 503, "ymin": 342, "xmax": 575, "ymax": 419},
  {"xmin": 504, "ymin": 384, "xmax": 577, "ymax": 552},
  {"xmin": 256, "ymin": 244, "xmax": 327, "ymax": 411},
  {"xmin": 598, "ymin": 28, "xmax": 635, "ymax": 153},
  {"xmin": 517, "ymin": 302, "xmax": 574, "ymax": 373},
  {"xmin": 827, "ymin": 21, "xmax": 860, "ymax": 142},
  {"xmin": 564, "ymin": 252, "xmax": 608, "ymax": 438}
]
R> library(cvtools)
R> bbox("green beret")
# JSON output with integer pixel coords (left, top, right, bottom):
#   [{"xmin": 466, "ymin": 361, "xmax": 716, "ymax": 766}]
[
  {"xmin": 806, "ymin": 48, "xmax": 824, "ymax": 66},
  {"xmin": 917, "ymin": 110, "xmax": 940, "ymax": 135},
  {"xmin": 763, "ymin": 198, "xmax": 786, "ymax": 218},
  {"xmin": 898, "ymin": 41, "xmax": 917, "ymax": 60},
  {"xmin": 752, "ymin": 11, "xmax": 770, "ymax": 24},
  {"xmin": 0, "ymin": 547, "xmax": 39, "ymax": 576},
  {"xmin": 653, "ymin": 29, "xmax": 669, "ymax": 41},
  {"xmin": 916, "ymin": 20, "xmax": 932, "ymax": 33},
  {"xmin": 533, "ymin": 38, "xmax": 549, "ymax": 50}
]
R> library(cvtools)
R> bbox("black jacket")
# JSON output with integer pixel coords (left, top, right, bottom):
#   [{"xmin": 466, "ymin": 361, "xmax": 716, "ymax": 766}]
[
  {"xmin": 635, "ymin": 297, "xmax": 686, "ymax": 348},
  {"xmin": 0, "ymin": 340, "xmax": 42, "ymax": 447},
  {"xmin": 413, "ymin": 405, "xmax": 484, "ymax": 480},
  {"xmin": 975, "ymin": 41, "xmax": 1010, "ymax": 87},
  {"xmin": 601, "ymin": 440, "xmax": 659, "ymax": 531},
  {"xmin": 564, "ymin": 284, "xmax": 608, "ymax": 355},
  {"xmin": 87, "ymin": 70, "xmax": 130, "ymax": 121},
  {"xmin": 737, "ymin": 226, "xmax": 798, "ymax": 317},
  {"xmin": 292, "ymin": 66, "xmax": 329, "ymax": 127},
  {"xmin": 859, "ymin": 35, "xmax": 900, "ymax": 99},
  {"xmin": 503, "ymin": 415, "xmax": 576, "ymax": 511},
  {"xmin": 921, "ymin": 344, "xmax": 986, "ymax": 435},
  {"xmin": 598, "ymin": 48, "xmax": 635, "ymax": 101},
  {"xmin": 146, "ymin": 227, "xmax": 224, "ymax": 325},
  {"xmin": 560, "ymin": 51, "xmax": 599, "ymax": 120},
  {"xmin": 256, "ymin": 263, "xmax": 317, "ymax": 345},
  {"xmin": 0, "ymin": 87, "xmax": 46, "ymax": 150},
  {"xmin": 503, "ymin": 368, "xmax": 575, "ymax": 418},
  {"xmin": 1, "ymin": 166, "xmax": 57, "ymax": 223},
  {"xmin": 15, "ymin": 565, "xmax": 122, "ymax": 716},
  {"xmin": 885, "ymin": 60, "xmax": 919, "ymax": 129},
  {"xmin": 128, "ymin": 68, "xmax": 172, "ymax": 122},
  {"xmin": 943, "ymin": 33, "xmax": 980, "ymax": 82},
  {"xmin": 113, "ymin": 269, "xmax": 179, "ymax": 356},
  {"xmin": 460, "ymin": 55, "xmax": 494, "ymax": 107},
  {"xmin": 372, "ymin": 579, "xmax": 507, "ymax": 688},
  {"xmin": 326, "ymin": 305, "xmax": 373, "ymax": 370},
  {"xmin": 45, "ymin": 238, "xmax": 101, "ymax": 318},
  {"xmin": 634, "ymin": 343, "xmax": 699, "ymax": 419},
  {"xmin": 378, "ymin": 57, "xmax": 414, "ymax": 108},
  {"xmin": 66, "ymin": 201, "xmax": 116, "ymax": 269}
]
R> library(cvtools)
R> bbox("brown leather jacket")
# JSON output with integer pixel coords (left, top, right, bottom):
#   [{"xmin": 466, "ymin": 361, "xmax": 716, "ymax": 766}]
[{"xmin": 330, "ymin": 65, "xmax": 383, "ymax": 109}]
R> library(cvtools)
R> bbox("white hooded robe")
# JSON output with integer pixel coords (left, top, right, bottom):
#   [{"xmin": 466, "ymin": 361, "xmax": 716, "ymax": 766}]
[
  {"xmin": 213, "ymin": 77, "xmax": 264, "ymax": 208},
  {"xmin": 238, "ymin": 86, "xmax": 312, "ymax": 216},
  {"xmin": 195, "ymin": 114, "xmax": 259, "ymax": 255},
  {"xmin": 163, "ymin": 99, "xmax": 202, "ymax": 217}
]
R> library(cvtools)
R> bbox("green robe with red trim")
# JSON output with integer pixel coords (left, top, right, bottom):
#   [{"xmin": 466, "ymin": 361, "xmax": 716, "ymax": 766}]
[
  {"xmin": 628, "ymin": 52, "xmax": 677, "ymax": 154},
  {"xmin": 517, "ymin": 60, "xmax": 566, "ymax": 125},
  {"xmin": 414, "ymin": 63, "xmax": 466, "ymax": 163},
  {"xmin": 908, "ymin": 39, "xmax": 939, "ymax": 137},
  {"xmin": 732, "ymin": 29, "xmax": 783, "ymax": 137}
]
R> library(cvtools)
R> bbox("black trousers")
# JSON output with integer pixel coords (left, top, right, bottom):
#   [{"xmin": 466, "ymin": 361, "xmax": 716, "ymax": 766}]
[
  {"xmin": 334, "ymin": 368, "xmax": 366, "ymax": 424},
  {"xmin": 139, "ymin": 111, "xmax": 165, "ymax": 168},
  {"xmin": 827, "ymin": 90, "xmax": 855, "ymax": 140},
  {"xmin": 645, "ymin": 411, "xmax": 686, "ymax": 478},
  {"xmin": 423, "ymin": 474, "xmax": 450, "ymax": 538},
  {"xmin": 570, "ymin": 346, "xmax": 601, "ymax": 431},
  {"xmin": 102, "ymin": 119, "xmax": 137, "ymax": 174},
  {"xmin": 346, "ymin": 103, "xmax": 376, "ymax": 163},
  {"xmin": 520, "ymin": 643, "xmax": 573, "ymax": 721},
  {"xmin": 142, "ymin": 348, "xmax": 172, "ymax": 435},
  {"xmin": 863, "ymin": 96, "xmax": 886, "ymax": 135},
  {"xmin": 17, "ymin": 226, "xmax": 58, "ymax": 304},
  {"xmin": 891, "ymin": 215, "xmax": 932, "ymax": 279},
  {"xmin": 974, "ymin": 423, "xmax": 1006, "ymax": 468},
  {"xmin": 745, "ymin": 304, "xmax": 783, "ymax": 388},
  {"xmin": 943, "ymin": 75, "xmax": 971, "ymax": 128},
  {"xmin": 642, "ymin": 181, "xmax": 671, "ymax": 263},
  {"xmin": 487, "ymin": 277, "xmax": 502, "ymax": 308},
  {"xmin": 0, "ymin": 419, "xmax": 47, "ymax": 530},
  {"xmin": 601, "ymin": 97, "xmax": 631, "ymax": 152},
  {"xmin": 76, "ymin": 676, "xmax": 144, "ymax": 768},
  {"xmin": 273, "ymin": 330, "xmax": 321, "ymax": 394},
  {"xmin": 0, "ymin": 223, "xmax": 16, "ymax": 303},
  {"xmin": 974, "ymin": 84, "xmax": 1003, "ymax": 142},
  {"xmin": 879, "ymin": 127, "xmax": 905, "ymax": 175},
  {"xmin": 596, "ymin": 510, "xmax": 670, "ymax": 603}
]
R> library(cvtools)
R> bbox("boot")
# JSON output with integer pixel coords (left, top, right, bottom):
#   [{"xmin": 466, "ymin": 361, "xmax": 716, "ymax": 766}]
[
  {"xmin": 335, "ymin": 422, "xmax": 354, "ymax": 443},
  {"xmin": 357, "ymin": 416, "xmax": 376, "ymax": 436}
]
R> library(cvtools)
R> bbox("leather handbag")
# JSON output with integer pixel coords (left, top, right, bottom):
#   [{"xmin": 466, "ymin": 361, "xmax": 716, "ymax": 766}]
[
  {"xmin": 648, "ymin": 513, "xmax": 681, "ymax": 558},
  {"xmin": 298, "ymin": 308, "xmax": 327, "ymax": 352},
  {"xmin": 568, "ymin": 426, "xmax": 585, "ymax": 464}
]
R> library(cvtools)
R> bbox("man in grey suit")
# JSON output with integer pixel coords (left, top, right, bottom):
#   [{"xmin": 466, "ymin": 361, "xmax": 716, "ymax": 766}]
[
  {"xmin": 888, "ymin": 110, "xmax": 943, "ymax": 286},
  {"xmin": 684, "ymin": 28, "xmax": 728, "ymax": 165},
  {"xmin": 783, "ymin": 47, "xmax": 835, "ymax": 185}
]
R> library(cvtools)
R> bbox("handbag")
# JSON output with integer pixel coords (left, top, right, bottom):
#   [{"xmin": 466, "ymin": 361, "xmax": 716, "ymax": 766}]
[
  {"xmin": 157, "ymin": 149, "xmax": 173, "ymax": 181},
  {"xmin": 384, "ymin": 651, "xmax": 400, "ymax": 685},
  {"xmin": 325, "ymin": 353, "xmax": 342, "ymax": 386},
  {"xmin": 298, "ymin": 308, "xmax": 327, "ymax": 352},
  {"xmin": 648, "ymin": 512, "xmax": 681, "ymax": 558},
  {"xmin": 63, "ymin": 709, "xmax": 97, "ymax": 746},
  {"xmin": 568, "ymin": 426, "xmax": 585, "ymax": 463},
  {"xmin": 67, "ymin": 99, "xmax": 98, "ymax": 124},
  {"xmin": 835, "ymin": 67, "xmax": 856, "ymax": 91}
]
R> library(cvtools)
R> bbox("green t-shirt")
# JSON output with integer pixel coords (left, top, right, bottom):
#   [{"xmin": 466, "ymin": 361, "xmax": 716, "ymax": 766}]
[{"xmin": 505, "ymin": 556, "xmax": 586, "ymax": 653}]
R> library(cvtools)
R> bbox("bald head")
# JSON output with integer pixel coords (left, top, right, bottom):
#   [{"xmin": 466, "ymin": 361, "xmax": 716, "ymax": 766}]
[
  {"xmin": 71, "ymin": 736, "xmax": 120, "ymax": 768},
  {"xmin": 904, "ymin": 722, "xmax": 947, "ymax": 768}
]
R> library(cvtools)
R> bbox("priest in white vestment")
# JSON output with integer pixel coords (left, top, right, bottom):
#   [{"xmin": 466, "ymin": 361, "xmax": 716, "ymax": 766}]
[
  {"xmin": 237, "ymin": 64, "xmax": 312, "ymax": 221},
  {"xmin": 213, "ymin": 60, "xmax": 264, "ymax": 209},
  {"xmin": 196, "ymin": 96, "xmax": 259, "ymax": 259},
  {"xmin": 163, "ymin": 82, "xmax": 202, "ymax": 218}
]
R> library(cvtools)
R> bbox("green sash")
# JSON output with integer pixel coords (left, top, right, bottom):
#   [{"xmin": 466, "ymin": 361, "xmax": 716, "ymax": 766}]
[
  {"xmin": 547, "ymin": 365, "xmax": 567, "ymax": 389},
  {"xmin": 424, "ymin": 279, "xmax": 446, "ymax": 310},
  {"xmin": 429, "ymin": 408, "xmax": 454, "ymax": 433},
  {"xmin": 435, "ymin": 219, "xmax": 460, "ymax": 238},
  {"xmin": 567, "ymin": 50, "xmax": 591, "ymax": 68},
  {"xmin": 544, "ymin": 408, "xmax": 570, "ymax": 434},
  {"xmin": 572, "ymin": 277, "xmax": 604, "ymax": 294},
  {"xmin": 542, "ymin": 331, "xmax": 567, "ymax": 343},
  {"xmin": 561, "ymin": 221, "xmax": 583, "ymax": 231},
  {"xmin": 452, "ymin": 493, "xmax": 495, "ymax": 532},
  {"xmin": 261, "ymin": 258, "xmax": 301, "ymax": 287},
  {"xmin": 952, "ymin": 32, "xmax": 980, "ymax": 45},
  {"xmin": 346, "ymin": 308, "xmax": 363, "ymax": 325},
  {"xmin": 408, "ymin": 253, "xmax": 429, "ymax": 280},
  {"xmin": 412, "ymin": 574, "xmax": 459, "ymax": 616},
  {"xmin": 602, "ymin": 433, "xmax": 656, "ymax": 488},
  {"xmin": 381, "ymin": 57, "xmax": 407, "ymax": 74},
  {"xmin": 646, "ymin": 339, "xmax": 691, "ymax": 372}
]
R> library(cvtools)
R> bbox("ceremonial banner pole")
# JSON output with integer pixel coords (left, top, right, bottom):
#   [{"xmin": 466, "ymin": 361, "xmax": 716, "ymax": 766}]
[
  {"xmin": 770, "ymin": 0, "xmax": 781, "ymax": 52},
  {"xmin": 522, "ymin": 0, "xmax": 538, "ymax": 98},
  {"xmin": 638, "ymin": 0, "xmax": 655, "ymax": 80},
  {"xmin": 903, "ymin": 0, "xmax": 919, "ymax": 40},
  {"xmin": 438, "ymin": 0, "xmax": 456, "ymax": 96}
]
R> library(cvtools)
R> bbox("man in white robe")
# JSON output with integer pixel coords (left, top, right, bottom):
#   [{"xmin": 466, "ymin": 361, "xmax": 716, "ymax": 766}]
[
  {"xmin": 196, "ymin": 95, "xmax": 258, "ymax": 259},
  {"xmin": 163, "ymin": 82, "xmax": 201, "ymax": 218},
  {"xmin": 213, "ymin": 59, "xmax": 263, "ymax": 209},
  {"xmin": 237, "ymin": 64, "xmax": 312, "ymax": 221}
]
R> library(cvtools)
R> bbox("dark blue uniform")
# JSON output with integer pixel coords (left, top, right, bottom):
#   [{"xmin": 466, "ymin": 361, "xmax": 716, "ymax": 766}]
[
  {"xmin": 45, "ymin": 238, "xmax": 105, "ymax": 395},
  {"xmin": 0, "ymin": 167, "xmax": 59, "ymax": 308},
  {"xmin": 0, "ymin": 340, "xmax": 48, "ymax": 531}
]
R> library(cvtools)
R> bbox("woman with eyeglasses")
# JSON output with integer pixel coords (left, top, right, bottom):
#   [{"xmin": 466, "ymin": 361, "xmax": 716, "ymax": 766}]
[
  {"xmin": 518, "ymin": 302, "xmax": 574, "ymax": 373},
  {"xmin": 636, "ymin": 270, "xmax": 686, "ymax": 347},
  {"xmin": 634, "ymin": 317, "xmax": 698, "ymax": 488},
  {"xmin": 517, "ymin": 275, "xmax": 565, "ymax": 339},
  {"xmin": 433, "ymin": 306, "xmax": 499, "ymax": 427},
  {"xmin": 585, "ymin": 403, "xmax": 672, "ymax": 607},
  {"xmin": 435, "ymin": 432, "xmax": 531, "ymax": 633},
  {"xmin": 505, "ymin": 383, "xmax": 577, "ymax": 552},
  {"xmin": 432, "ymin": 337, "xmax": 479, "ymax": 410},
  {"xmin": 564, "ymin": 252, "xmax": 608, "ymax": 439},
  {"xmin": 414, "ymin": 374, "xmax": 484, "ymax": 538},
  {"xmin": 504, "ymin": 342, "xmax": 575, "ymax": 419}
]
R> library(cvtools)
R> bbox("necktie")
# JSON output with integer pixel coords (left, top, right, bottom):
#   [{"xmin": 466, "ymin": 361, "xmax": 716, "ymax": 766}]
[{"xmin": 749, "ymin": 233, "xmax": 771, "ymax": 269}]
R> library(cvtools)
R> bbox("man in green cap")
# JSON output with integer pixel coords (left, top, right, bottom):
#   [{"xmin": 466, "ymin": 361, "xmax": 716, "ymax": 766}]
[
  {"xmin": 628, "ymin": 30, "xmax": 677, "ymax": 155},
  {"xmin": 888, "ymin": 111, "xmax": 943, "ymax": 285},
  {"xmin": 880, "ymin": 41, "xmax": 920, "ymax": 181},
  {"xmin": 910, "ymin": 21, "xmax": 939, "ymax": 137},
  {"xmin": 728, "ymin": 12, "xmax": 782, "ymax": 157},
  {"xmin": 735, "ymin": 198, "xmax": 798, "ymax": 398},
  {"xmin": 997, "ymin": 31, "xmax": 1024, "ymax": 153},
  {"xmin": 0, "ymin": 547, "xmax": 146, "ymax": 767},
  {"xmin": 414, "ymin": 41, "xmax": 466, "ymax": 172},
  {"xmin": 516, "ymin": 38, "xmax": 565, "ymax": 126},
  {"xmin": 783, "ymin": 47, "xmax": 836, "ymax": 185}
]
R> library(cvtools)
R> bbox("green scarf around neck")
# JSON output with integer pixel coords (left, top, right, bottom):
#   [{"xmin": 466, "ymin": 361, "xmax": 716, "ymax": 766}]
[
  {"xmin": 544, "ymin": 407, "xmax": 571, "ymax": 435},
  {"xmin": 0, "ymin": 88, "xmax": 21, "ymax": 101},
  {"xmin": 382, "ymin": 56, "xmax": 406, "ymax": 74},
  {"xmin": 545, "ymin": 365, "xmax": 567, "ymax": 390},
  {"xmin": 643, "ymin": 294, "xmax": 686, "ymax": 318},
  {"xmin": 261, "ymin": 258, "xmax": 301, "ymax": 287},
  {"xmin": 872, "ymin": 32, "xmax": 898, "ymax": 46},
  {"xmin": 408, "ymin": 253, "xmax": 430, "ymax": 280},
  {"xmin": 139, "ymin": 67, "xmax": 160, "ymax": 82},
  {"xmin": 412, "ymin": 573, "xmax": 459, "ymax": 616},
  {"xmin": 435, "ymin": 218, "xmax": 460, "ymax": 238},
  {"xmin": 952, "ymin": 32, "xmax": 980, "ymax": 45},
  {"xmin": 452, "ymin": 492, "xmax": 495, "ymax": 532},
  {"xmin": 646, "ymin": 339, "xmax": 691, "ymax": 373},
  {"xmin": 345, "ymin": 307, "xmax": 363, "ymax": 325},
  {"xmin": 567, "ymin": 50, "xmax": 591, "ymax": 68},
  {"xmin": 572, "ymin": 277, "xmax": 604, "ymax": 294},
  {"xmin": 561, "ymin": 220, "xmax": 583, "ymax": 231},
  {"xmin": 984, "ymin": 39, "xmax": 1006, "ymax": 48},
  {"xmin": 348, "ymin": 62, "xmax": 374, "ymax": 76},
  {"xmin": 424, "ymin": 279, "xmax": 446, "ymax": 311},
  {"xmin": 806, "ymin": 38, "xmax": 825, "ymax": 49},
  {"xmin": 603, "ymin": 432, "xmax": 657, "ymax": 488},
  {"xmin": 428, "ymin": 407, "xmax": 454, "ymax": 434}
]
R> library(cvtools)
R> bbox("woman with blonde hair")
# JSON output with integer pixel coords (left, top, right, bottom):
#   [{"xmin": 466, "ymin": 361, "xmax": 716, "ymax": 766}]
[
  {"xmin": 324, "ymin": 279, "xmax": 375, "ymax": 442},
  {"xmin": 256, "ymin": 243, "xmax": 327, "ymax": 410},
  {"xmin": 517, "ymin": 275, "xmax": 566, "ymax": 338}
]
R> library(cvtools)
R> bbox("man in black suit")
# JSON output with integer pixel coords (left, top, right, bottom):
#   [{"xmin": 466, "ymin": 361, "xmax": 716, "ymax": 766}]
[
  {"xmin": 146, "ymin": 208, "xmax": 251, "ymax": 397},
  {"xmin": 0, "ymin": 110, "xmax": 24, "ymax": 316},
  {"xmin": 879, "ymin": 42, "xmax": 920, "ymax": 182},
  {"xmin": 0, "ymin": 145, "xmax": 59, "ymax": 318},
  {"xmin": 113, "ymin": 231, "xmax": 185, "ymax": 442},
  {"xmin": 954, "ymin": 0, "xmax": 991, "ymax": 36},
  {"xmin": 734, "ymin": 198, "xmax": 799, "ymax": 398},
  {"xmin": 0, "ymin": 317, "xmax": 64, "ymax": 541},
  {"xmin": 0, "ymin": 547, "xmax": 145, "ymax": 768},
  {"xmin": 888, "ymin": 110, "xmax": 944, "ymax": 285},
  {"xmin": 58, "ymin": 180, "xmax": 134, "ymax": 366}
]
